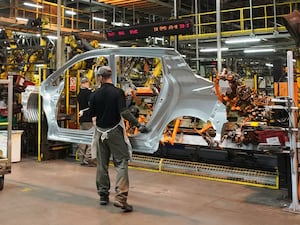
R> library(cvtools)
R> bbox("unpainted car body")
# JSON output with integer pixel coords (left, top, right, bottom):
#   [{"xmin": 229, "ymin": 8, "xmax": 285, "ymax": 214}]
[{"xmin": 40, "ymin": 47, "xmax": 227, "ymax": 154}]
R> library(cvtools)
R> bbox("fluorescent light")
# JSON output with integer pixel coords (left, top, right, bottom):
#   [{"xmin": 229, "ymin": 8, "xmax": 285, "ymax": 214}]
[
  {"xmin": 111, "ymin": 22, "xmax": 130, "ymax": 26},
  {"xmin": 24, "ymin": 2, "xmax": 43, "ymax": 9},
  {"xmin": 225, "ymin": 37, "xmax": 261, "ymax": 44},
  {"xmin": 16, "ymin": 17, "xmax": 28, "ymax": 22},
  {"xmin": 200, "ymin": 47, "xmax": 229, "ymax": 52},
  {"xmin": 65, "ymin": 10, "xmax": 76, "ymax": 16},
  {"xmin": 47, "ymin": 35, "xmax": 58, "ymax": 40},
  {"xmin": 92, "ymin": 30, "xmax": 100, "ymax": 34},
  {"xmin": 244, "ymin": 48, "xmax": 275, "ymax": 53},
  {"xmin": 265, "ymin": 63, "xmax": 273, "ymax": 67},
  {"xmin": 93, "ymin": 17, "xmax": 107, "ymax": 22},
  {"xmin": 99, "ymin": 43, "xmax": 119, "ymax": 48}
]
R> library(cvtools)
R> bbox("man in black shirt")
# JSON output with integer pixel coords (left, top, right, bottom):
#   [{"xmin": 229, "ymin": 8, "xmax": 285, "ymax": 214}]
[
  {"xmin": 77, "ymin": 77, "xmax": 94, "ymax": 166},
  {"xmin": 90, "ymin": 66, "xmax": 148, "ymax": 212}
]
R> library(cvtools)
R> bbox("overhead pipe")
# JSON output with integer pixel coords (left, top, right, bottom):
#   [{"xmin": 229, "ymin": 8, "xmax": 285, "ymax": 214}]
[
  {"xmin": 89, "ymin": 0, "xmax": 92, "ymax": 30},
  {"xmin": 273, "ymin": 0, "xmax": 278, "ymax": 33},
  {"xmin": 195, "ymin": 0, "xmax": 199, "ymax": 73},
  {"xmin": 173, "ymin": 0, "xmax": 178, "ymax": 50},
  {"xmin": 57, "ymin": 0, "xmax": 62, "ymax": 69},
  {"xmin": 7, "ymin": 76, "xmax": 13, "ymax": 165},
  {"xmin": 286, "ymin": 50, "xmax": 300, "ymax": 213},
  {"xmin": 113, "ymin": 6, "xmax": 116, "ymax": 26},
  {"xmin": 216, "ymin": 0, "xmax": 222, "ymax": 73},
  {"xmin": 72, "ymin": 0, "xmax": 115, "ymax": 9},
  {"xmin": 249, "ymin": 0, "xmax": 254, "ymax": 35}
]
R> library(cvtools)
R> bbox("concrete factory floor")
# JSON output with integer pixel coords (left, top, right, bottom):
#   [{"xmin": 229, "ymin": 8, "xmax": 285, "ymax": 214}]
[{"xmin": 0, "ymin": 157, "xmax": 300, "ymax": 225}]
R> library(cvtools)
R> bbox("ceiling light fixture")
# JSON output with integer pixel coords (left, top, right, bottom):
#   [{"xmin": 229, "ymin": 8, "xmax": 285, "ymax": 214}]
[
  {"xmin": 65, "ymin": 10, "xmax": 76, "ymax": 16},
  {"xmin": 93, "ymin": 17, "xmax": 107, "ymax": 22},
  {"xmin": 200, "ymin": 47, "xmax": 229, "ymax": 52},
  {"xmin": 99, "ymin": 43, "xmax": 119, "ymax": 48},
  {"xmin": 16, "ymin": 17, "xmax": 28, "ymax": 22},
  {"xmin": 111, "ymin": 22, "xmax": 130, "ymax": 27},
  {"xmin": 24, "ymin": 2, "xmax": 43, "ymax": 9},
  {"xmin": 265, "ymin": 63, "xmax": 274, "ymax": 67},
  {"xmin": 225, "ymin": 37, "xmax": 261, "ymax": 44},
  {"xmin": 47, "ymin": 35, "xmax": 58, "ymax": 40},
  {"xmin": 244, "ymin": 48, "xmax": 275, "ymax": 53}
]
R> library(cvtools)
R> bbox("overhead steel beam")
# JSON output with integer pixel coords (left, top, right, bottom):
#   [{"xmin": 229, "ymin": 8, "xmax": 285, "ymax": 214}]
[
  {"xmin": 67, "ymin": 0, "xmax": 115, "ymax": 9},
  {"xmin": 99, "ymin": 0, "xmax": 190, "ymax": 14},
  {"xmin": 115, "ymin": 3, "xmax": 158, "ymax": 8}
]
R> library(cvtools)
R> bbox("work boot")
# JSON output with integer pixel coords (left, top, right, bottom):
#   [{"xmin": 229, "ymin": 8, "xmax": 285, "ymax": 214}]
[
  {"xmin": 87, "ymin": 158, "xmax": 97, "ymax": 167},
  {"xmin": 113, "ymin": 200, "xmax": 133, "ymax": 212},
  {"xmin": 80, "ymin": 160, "xmax": 89, "ymax": 166},
  {"xmin": 100, "ymin": 195, "xmax": 109, "ymax": 205}
]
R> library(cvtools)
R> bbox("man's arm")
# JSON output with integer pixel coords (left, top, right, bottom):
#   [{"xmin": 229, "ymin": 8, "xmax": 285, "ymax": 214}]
[
  {"xmin": 119, "ymin": 89, "xmax": 150, "ymax": 133},
  {"xmin": 120, "ymin": 109, "xmax": 139, "ymax": 127},
  {"xmin": 120, "ymin": 109, "xmax": 149, "ymax": 133},
  {"xmin": 92, "ymin": 116, "xmax": 96, "ymax": 126}
]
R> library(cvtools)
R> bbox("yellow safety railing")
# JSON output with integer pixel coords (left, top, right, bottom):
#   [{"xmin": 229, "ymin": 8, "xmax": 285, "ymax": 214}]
[
  {"xmin": 179, "ymin": 1, "xmax": 299, "ymax": 40},
  {"xmin": 12, "ymin": 1, "xmax": 94, "ymax": 32}
]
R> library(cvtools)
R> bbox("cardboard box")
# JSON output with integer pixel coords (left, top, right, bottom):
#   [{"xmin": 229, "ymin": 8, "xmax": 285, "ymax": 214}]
[{"xmin": 0, "ymin": 130, "xmax": 23, "ymax": 162}]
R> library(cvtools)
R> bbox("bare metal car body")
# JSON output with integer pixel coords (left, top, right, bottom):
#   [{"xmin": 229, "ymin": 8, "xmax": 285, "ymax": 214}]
[{"xmin": 40, "ymin": 47, "xmax": 227, "ymax": 154}]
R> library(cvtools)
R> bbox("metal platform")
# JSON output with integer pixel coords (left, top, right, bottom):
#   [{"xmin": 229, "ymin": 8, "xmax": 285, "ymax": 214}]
[{"xmin": 129, "ymin": 154, "xmax": 279, "ymax": 189}]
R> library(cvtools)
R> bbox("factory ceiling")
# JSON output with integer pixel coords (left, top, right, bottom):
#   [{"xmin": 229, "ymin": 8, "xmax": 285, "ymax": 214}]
[
  {"xmin": 0, "ymin": 0, "xmax": 298, "ymax": 69},
  {"xmin": 0, "ymin": 1, "xmax": 293, "ymax": 31},
  {"xmin": 59, "ymin": 0, "xmax": 289, "ymax": 20}
]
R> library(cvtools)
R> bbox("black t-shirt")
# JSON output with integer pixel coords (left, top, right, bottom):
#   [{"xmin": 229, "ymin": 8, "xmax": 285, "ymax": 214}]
[
  {"xmin": 77, "ymin": 88, "xmax": 92, "ymax": 123},
  {"xmin": 89, "ymin": 83, "xmax": 126, "ymax": 128}
]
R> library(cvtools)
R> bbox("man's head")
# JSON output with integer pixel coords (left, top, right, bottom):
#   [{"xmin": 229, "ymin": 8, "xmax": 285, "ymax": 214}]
[
  {"xmin": 95, "ymin": 66, "xmax": 112, "ymax": 78},
  {"xmin": 80, "ymin": 77, "xmax": 89, "ymax": 84},
  {"xmin": 94, "ymin": 66, "xmax": 112, "ymax": 84},
  {"xmin": 80, "ymin": 77, "xmax": 90, "ymax": 88}
]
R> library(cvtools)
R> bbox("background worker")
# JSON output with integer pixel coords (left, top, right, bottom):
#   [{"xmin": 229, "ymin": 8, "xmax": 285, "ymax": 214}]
[
  {"xmin": 90, "ymin": 66, "xmax": 149, "ymax": 212},
  {"xmin": 77, "ymin": 77, "xmax": 95, "ymax": 166}
]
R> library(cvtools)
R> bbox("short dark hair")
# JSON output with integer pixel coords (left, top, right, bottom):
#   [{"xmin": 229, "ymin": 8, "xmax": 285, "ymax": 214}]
[
  {"xmin": 80, "ymin": 77, "xmax": 89, "ymax": 83},
  {"xmin": 95, "ymin": 66, "xmax": 112, "ymax": 78}
]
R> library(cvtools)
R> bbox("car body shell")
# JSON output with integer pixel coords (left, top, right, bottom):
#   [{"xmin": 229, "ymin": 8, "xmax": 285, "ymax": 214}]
[{"xmin": 40, "ymin": 47, "xmax": 227, "ymax": 154}]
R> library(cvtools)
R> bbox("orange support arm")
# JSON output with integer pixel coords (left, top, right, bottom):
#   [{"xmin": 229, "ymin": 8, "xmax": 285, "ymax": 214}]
[
  {"xmin": 169, "ymin": 119, "xmax": 181, "ymax": 145},
  {"xmin": 214, "ymin": 75, "xmax": 224, "ymax": 103},
  {"xmin": 194, "ymin": 123, "xmax": 213, "ymax": 135}
]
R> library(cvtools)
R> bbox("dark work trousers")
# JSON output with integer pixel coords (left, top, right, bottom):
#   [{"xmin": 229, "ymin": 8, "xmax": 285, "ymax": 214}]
[
  {"xmin": 78, "ymin": 122, "xmax": 93, "ymax": 163},
  {"xmin": 95, "ymin": 125, "xmax": 130, "ymax": 204}
]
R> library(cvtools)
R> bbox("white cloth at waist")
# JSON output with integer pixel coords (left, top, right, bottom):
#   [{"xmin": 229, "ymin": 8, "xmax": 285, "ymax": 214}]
[{"xmin": 95, "ymin": 119, "xmax": 132, "ymax": 160}]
